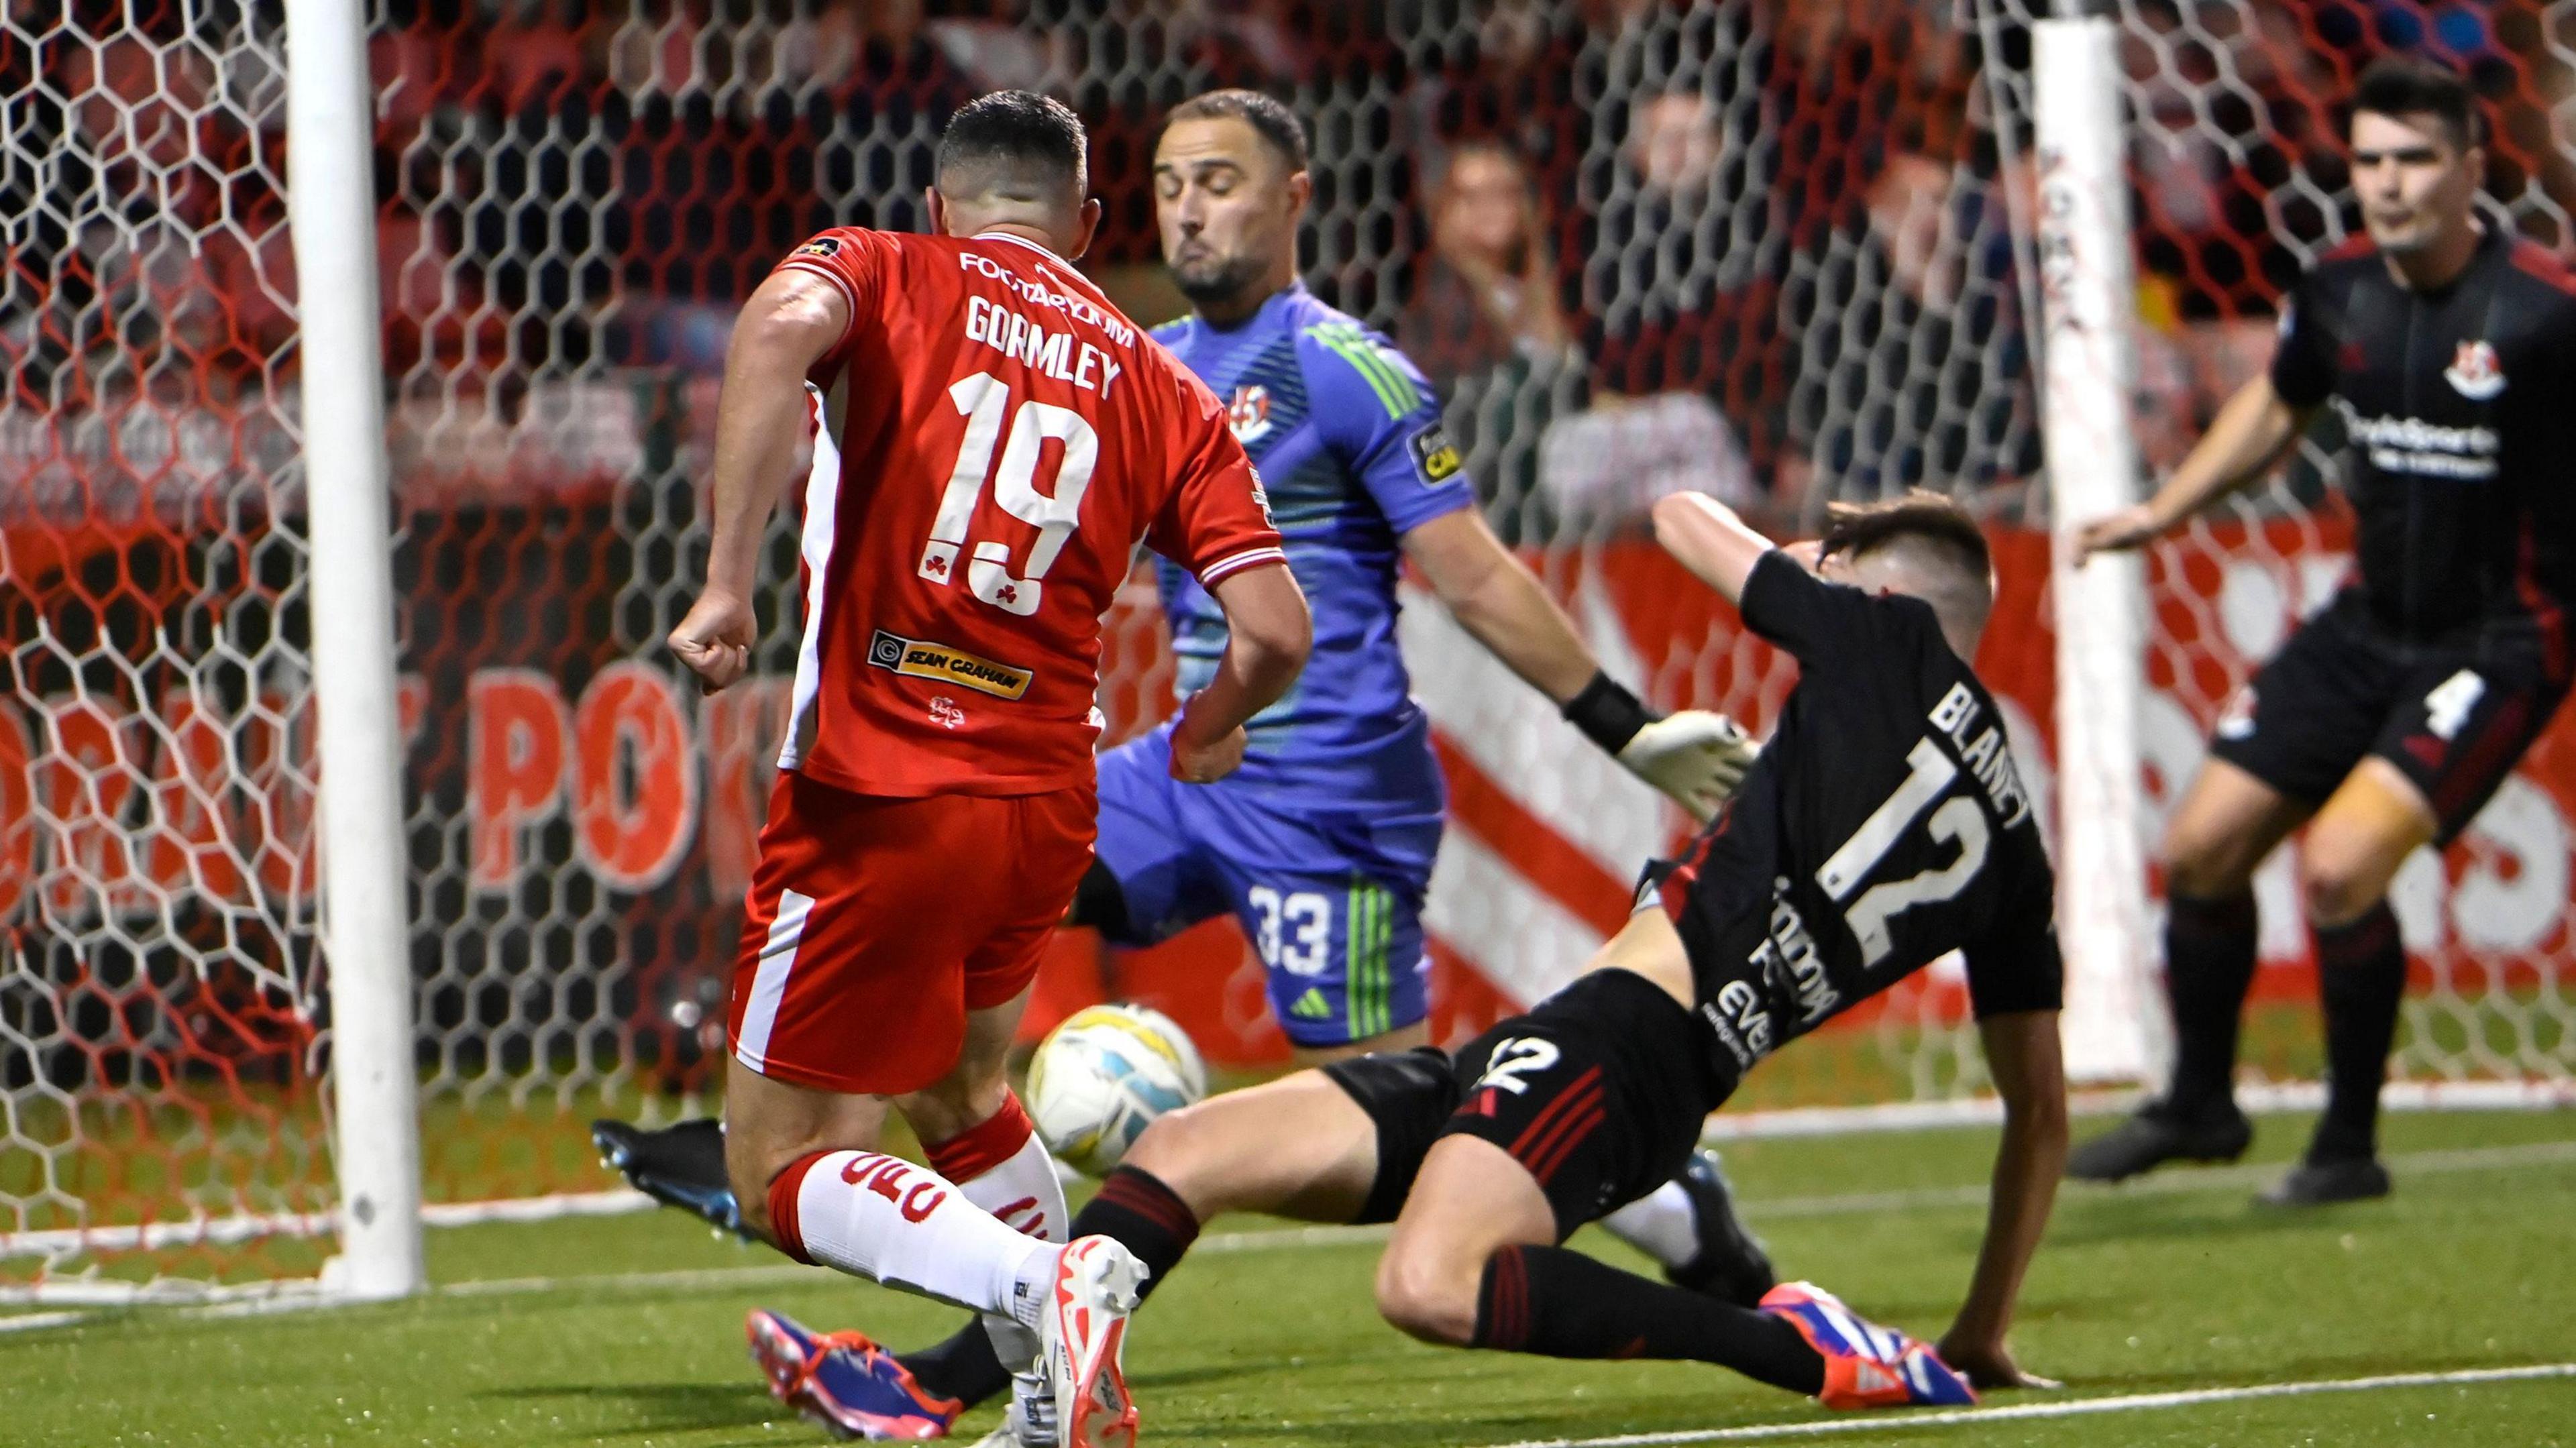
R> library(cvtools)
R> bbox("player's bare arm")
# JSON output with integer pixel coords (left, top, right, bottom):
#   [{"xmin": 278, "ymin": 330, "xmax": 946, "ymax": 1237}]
[
  {"xmin": 669, "ymin": 268, "xmax": 851, "ymax": 692},
  {"xmin": 1937, "ymin": 1008, "xmax": 2068, "ymax": 1390},
  {"xmin": 1649, "ymin": 490, "xmax": 1784, "ymax": 604},
  {"xmin": 1171, "ymin": 563, "xmax": 1312, "ymax": 783},
  {"xmin": 1405, "ymin": 507, "xmax": 1755, "ymax": 820},
  {"xmin": 1401, "ymin": 508, "xmax": 1599, "ymax": 702},
  {"xmin": 2073, "ymin": 373, "xmax": 2314, "ymax": 563}
]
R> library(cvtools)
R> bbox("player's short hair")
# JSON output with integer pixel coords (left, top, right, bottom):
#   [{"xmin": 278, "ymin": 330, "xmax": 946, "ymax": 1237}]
[
  {"xmin": 1820, "ymin": 490, "xmax": 1995, "ymax": 643},
  {"xmin": 937, "ymin": 91, "xmax": 1089, "ymax": 204},
  {"xmin": 1162, "ymin": 89, "xmax": 1309, "ymax": 174},
  {"xmin": 2352, "ymin": 55, "xmax": 2483, "ymax": 152}
]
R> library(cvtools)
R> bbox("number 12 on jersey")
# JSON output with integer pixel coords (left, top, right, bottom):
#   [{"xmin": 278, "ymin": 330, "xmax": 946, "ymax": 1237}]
[
  {"xmin": 1815, "ymin": 738, "xmax": 1991, "ymax": 966},
  {"xmin": 918, "ymin": 371, "xmax": 1100, "ymax": 616}
]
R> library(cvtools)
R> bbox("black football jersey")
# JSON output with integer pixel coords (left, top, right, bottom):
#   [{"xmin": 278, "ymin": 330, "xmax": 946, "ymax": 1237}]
[
  {"xmin": 2271, "ymin": 227, "xmax": 2576, "ymax": 658},
  {"xmin": 1660, "ymin": 553, "xmax": 2062, "ymax": 1077}
]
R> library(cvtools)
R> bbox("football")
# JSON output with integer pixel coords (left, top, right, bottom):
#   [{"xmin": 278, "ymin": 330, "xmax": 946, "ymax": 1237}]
[{"xmin": 1026, "ymin": 1003, "xmax": 1210, "ymax": 1176}]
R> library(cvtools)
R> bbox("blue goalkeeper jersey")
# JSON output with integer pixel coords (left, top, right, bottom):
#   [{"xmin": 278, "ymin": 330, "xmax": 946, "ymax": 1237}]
[{"xmin": 1150, "ymin": 284, "xmax": 1475, "ymax": 838}]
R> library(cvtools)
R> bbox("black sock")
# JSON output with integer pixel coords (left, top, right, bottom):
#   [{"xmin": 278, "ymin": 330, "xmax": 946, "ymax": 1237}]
[
  {"xmin": 898, "ymin": 1165, "xmax": 1203, "ymax": 1404},
  {"xmin": 1472, "ymin": 1245, "xmax": 1824, "ymax": 1396},
  {"xmin": 2311, "ymin": 903, "xmax": 2406, "ymax": 1162},
  {"xmin": 2163, "ymin": 891, "xmax": 2258, "ymax": 1116}
]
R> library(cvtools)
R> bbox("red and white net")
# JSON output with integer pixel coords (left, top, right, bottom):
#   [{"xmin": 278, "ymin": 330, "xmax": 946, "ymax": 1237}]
[
  {"xmin": 3, "ymin": 6, "xmax": 332, "ymax": 1296},
  {"xmin": 7, "ymin": 0, "xmax": 2572, "ymax": 1298}
]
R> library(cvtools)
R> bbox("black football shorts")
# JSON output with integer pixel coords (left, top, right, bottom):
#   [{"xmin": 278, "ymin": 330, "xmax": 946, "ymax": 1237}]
[
  {"xmin": 2209, "ymin": 602, "xmax": 2567, "ymax": 844},
  {"xmin": 1317, "ymin": 1044, "xmax": 1458, "ymax": 1225},
  {"xmin": 1322, "ymin": 968, "xmax": 1725, "ymax": 1238}
]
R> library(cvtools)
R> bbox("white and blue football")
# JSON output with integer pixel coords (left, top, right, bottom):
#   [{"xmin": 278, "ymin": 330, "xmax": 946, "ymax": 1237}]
[{"xmin": 1026, "ymin": 1003, "xmax": 1208, "ymax": 1177}]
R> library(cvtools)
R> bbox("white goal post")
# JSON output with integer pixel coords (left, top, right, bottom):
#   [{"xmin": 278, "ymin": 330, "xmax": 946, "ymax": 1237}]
[
  {"xmin": 2032, "ymin": 9, "xmax": 2159, "ymax": 1086},
  {"xmin": 284, "ymin": 0, "xmax": 424, "ymax": 1302}
]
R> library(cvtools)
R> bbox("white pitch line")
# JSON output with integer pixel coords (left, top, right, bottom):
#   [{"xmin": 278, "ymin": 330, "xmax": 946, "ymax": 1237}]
[
  {"xmin": 1747, "ymin": 1137, "xmax": 2576, "ymax": 1220},
  {"xmin": 1705, "ymin": 1078, "xmax": 2576, "ymax": 1140},
  {"xmin": 12, "ymin": 1089, "xmax": 2561, "ymax": 1262},
  {"xmin": 1479, "ymin": 1362, "xmax": 2576, "ymax": 1448},
  {"xmin": 7, "ymin": 1136, "xmax": 2574, "ymax": 1331},
  {"xmin": 1196, "ymin": 1222, "xmax": 1391, "ymax": 1254}
]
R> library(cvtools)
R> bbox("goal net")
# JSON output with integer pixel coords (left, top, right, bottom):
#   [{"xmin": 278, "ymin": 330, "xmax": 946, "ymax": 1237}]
[{"xmin": 6, "ymin": 0, "xmax": 2572, "ymax": 1302}]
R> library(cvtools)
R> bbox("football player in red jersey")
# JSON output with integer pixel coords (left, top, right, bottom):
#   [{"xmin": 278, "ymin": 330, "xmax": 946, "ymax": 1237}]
[{"xmin": 665, "ymin": 91, "xmax": 1310, "ymax": 1448}]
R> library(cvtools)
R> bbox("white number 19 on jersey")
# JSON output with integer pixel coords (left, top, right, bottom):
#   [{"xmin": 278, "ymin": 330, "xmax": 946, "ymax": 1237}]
[{"xmin": 919, "ymin": 371, "xmax": 1100, "ymax": 616}]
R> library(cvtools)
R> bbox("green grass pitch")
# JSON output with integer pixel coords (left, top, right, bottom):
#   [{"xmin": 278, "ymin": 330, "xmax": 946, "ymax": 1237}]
[{"xmin": 7, "ymin": 1107, "xmax": 2573, "ymax": 1447}]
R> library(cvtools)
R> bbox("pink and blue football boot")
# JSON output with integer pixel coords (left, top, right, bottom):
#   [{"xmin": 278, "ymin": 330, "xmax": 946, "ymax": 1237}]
[
  {"xmin": 1758, "ymin": 1282, "xmax": 1979, "ymax": 1409},
  {"xmin": 745, "ymin": 1308, "xmax": 966, "ymax": 1440}
]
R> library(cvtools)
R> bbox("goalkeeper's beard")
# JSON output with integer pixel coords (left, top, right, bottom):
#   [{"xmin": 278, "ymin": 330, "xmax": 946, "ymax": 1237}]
[{"xmin": 1173, "ymin": 249, "xmax": 1278, "ymax": 315}]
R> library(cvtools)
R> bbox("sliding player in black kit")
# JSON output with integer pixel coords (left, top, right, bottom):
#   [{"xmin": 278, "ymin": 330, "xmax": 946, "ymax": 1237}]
[
  {"xmin": 2070, "ymin": 57, "xmax": 2576, "ymax": 1205},
  {"xmin": 1349, "ymin": 490, "xmax": 2069, "ymax": 1402},
  {"xmin": 806, "ymin": 488, "xmax": 2070, "ymax": 1431}
]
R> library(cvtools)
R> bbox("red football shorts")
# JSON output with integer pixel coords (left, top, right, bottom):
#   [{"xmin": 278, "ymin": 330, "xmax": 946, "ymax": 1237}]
[{"xmin": 727, "ymin": 771, "xmax": 1095, "ymax": 1095}]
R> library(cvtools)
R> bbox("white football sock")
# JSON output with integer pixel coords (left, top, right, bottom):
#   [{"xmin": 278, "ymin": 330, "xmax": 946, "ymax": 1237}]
[
  {"xmin": 1599, "ymin": 1179, "xmax": 1699, "ymax": 1268},
  {"xmin": 924, "ymin": 1095, "xmax": 1070, "ymax": 1374},
  {"xmin": 777, "ymin": 1150, "xmax": 1059, "ymax": 1326}
]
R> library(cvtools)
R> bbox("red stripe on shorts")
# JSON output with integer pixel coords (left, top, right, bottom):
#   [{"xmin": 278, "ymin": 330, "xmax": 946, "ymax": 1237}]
[
  {"xmin": 2432, "ymin": 693, "xmax": 2531, "ymax": 825},
  {"xmin": 1525, "ymin": 1101, "xmax": 1607, "ymax": 1187},
  {"xmin": 1506, "ymin": 1066, "xmax": 1603, "ymax": 1160},
  {"xmin": 1516, "ymin": 1082, "xmax": 1607, "ymax": 1186}
]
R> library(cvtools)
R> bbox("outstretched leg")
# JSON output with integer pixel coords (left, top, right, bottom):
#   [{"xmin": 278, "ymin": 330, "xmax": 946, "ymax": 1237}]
[
  {"xmin": 900, "ymin": 1064, "xmax": 1396, "ymax": 1406},
  {"xmin": 1366, "ymin": 923, "xmax": 1831, "ymax": 1398},
  {"xmin": 1371, "ymin": 913, "xmax": 1972, "ymax": 1410},
  {"xmin": 1376, "ymin": 1133, "xmax": 1825, "ymax": 1394},
  {"xmin": 722, "ymin": 1064, "xmax": 1059, "ymax": 1317}
]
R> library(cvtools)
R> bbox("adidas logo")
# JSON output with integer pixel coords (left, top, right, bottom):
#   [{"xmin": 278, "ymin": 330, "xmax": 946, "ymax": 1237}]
[{"xmin": 1289, "ymin": 988, "xmax": 1332, "ymax": 1019}]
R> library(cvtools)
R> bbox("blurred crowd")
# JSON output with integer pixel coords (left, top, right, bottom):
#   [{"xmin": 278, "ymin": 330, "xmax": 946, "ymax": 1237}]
[{"xmin": 10, "ymin": 0, "xmax": 2576, "ymax": 531}]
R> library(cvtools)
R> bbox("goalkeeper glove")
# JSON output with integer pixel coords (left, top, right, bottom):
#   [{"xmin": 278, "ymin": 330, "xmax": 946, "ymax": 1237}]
[{"xmin": 1562, "ymin": 671, "xmax": 1760, "ymax": 822}]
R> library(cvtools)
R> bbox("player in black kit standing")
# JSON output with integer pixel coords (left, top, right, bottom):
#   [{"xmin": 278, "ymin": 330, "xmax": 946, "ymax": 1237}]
[{"xmin": 2070, "ymin": 57, "xmax": 2576, "ymax": 1204}]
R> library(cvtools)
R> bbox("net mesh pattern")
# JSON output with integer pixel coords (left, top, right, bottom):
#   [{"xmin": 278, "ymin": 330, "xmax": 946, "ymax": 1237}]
[{"xmin": 5, "ymin": 0, "xmax": 2573, "ymax": 1295}]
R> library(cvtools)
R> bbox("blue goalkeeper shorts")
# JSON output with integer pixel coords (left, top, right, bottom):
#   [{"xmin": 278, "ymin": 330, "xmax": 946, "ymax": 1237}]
[{"xmin": 1092, "ymin": 724, "xmax": 1440, "ymax": 1048}]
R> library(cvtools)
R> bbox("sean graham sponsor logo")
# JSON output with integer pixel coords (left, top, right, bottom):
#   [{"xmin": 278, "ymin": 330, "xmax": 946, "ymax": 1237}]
[{"xmin": 867, "ymin": 629, "xmax": 1033, "ymax": 701}]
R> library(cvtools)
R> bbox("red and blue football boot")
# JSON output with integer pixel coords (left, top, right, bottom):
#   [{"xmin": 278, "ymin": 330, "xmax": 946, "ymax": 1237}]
[
  {"xmin": 746, "ymin": 1308, "xmax": 965, "ymax": 1440},
  {"xmin": 1758, "ymin": 1282, "xmax": 1978, "ymax": 1409}
]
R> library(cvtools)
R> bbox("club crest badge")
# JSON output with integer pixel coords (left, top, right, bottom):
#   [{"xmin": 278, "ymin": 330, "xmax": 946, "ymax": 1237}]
[
  {"xmin": 1226, "ymin": 384, "xmax": 1273, "ymax": 443},
  {"xmin": 2445, "ymin": 339, "xmax": 2506, "ymax": 400}
]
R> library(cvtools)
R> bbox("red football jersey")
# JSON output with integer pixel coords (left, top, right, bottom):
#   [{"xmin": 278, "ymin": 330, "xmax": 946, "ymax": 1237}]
[{"xmin": 769, "ymin": 227, "xmax": 1283, "ymax": 797}]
